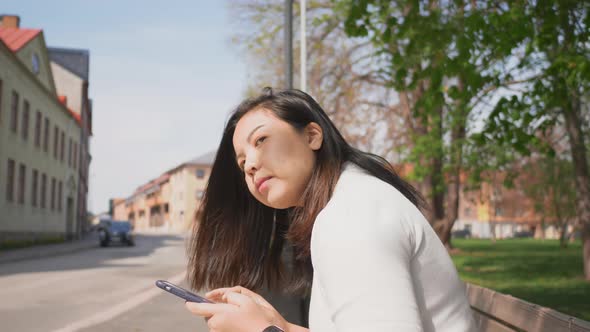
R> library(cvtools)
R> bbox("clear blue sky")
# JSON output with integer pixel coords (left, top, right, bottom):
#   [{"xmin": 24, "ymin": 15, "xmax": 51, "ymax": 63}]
[{"xmin": 4, "ymin": 1, "xmax": 250, "ymax": 213}]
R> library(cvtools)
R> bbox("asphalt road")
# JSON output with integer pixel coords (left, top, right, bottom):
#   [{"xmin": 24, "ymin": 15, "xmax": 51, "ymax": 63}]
[{"xmin": 0, "ymin": 233, "xmax": 208, "ymax": 332}]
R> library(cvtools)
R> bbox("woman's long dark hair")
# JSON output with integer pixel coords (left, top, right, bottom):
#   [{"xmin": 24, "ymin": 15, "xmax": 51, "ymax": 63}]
[{"xmin": 187, "ymin": 88, "xmax": 425, "ymax": 294}]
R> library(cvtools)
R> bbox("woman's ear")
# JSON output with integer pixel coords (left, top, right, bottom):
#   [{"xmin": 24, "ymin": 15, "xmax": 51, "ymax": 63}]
[{"xmin": 306, "ymin": 122, "xmax": 323, "ymax": 151}]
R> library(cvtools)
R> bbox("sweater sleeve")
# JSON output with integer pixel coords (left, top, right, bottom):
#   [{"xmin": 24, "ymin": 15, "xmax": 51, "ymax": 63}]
[{"xmin": 311, "ymin": 193, "xmax": 424, "ymax": 332}]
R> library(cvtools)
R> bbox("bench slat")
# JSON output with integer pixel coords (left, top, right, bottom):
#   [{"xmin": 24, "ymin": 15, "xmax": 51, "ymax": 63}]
[
  {"xmin": 467, "ymin": 284, "xmax": 590, "ymax": 332},
  {"xmin": 472, "ymin": 310, "xmax": 517, "ymax": 332}
]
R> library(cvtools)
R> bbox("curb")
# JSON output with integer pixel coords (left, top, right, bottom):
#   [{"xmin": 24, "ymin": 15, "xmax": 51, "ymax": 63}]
[{"xmin": 0, "ymin": 235, "xmax": 99, "ymax": 265}]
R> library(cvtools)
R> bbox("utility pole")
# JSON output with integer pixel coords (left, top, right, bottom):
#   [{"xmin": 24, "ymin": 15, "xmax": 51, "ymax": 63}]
[
  {"xmin": 284, "ymin": 0, "xmax": 293, "ymax": 89},
  {"xmin": 300, "ymin": 0, "xmax": 307, "ymax": 92},
  {"xmin": 284, "ymin": 0, "xmax": 310, "ymax": 327}
]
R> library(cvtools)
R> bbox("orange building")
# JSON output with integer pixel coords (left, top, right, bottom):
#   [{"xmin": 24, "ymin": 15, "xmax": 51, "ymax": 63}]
[
  {"xmin": 395, "ymin": 162, "xmax": 565, "ymax": 239},
  {"xmin": 112, "ymin": 151, "xmax": 215, "ymax": 233}
]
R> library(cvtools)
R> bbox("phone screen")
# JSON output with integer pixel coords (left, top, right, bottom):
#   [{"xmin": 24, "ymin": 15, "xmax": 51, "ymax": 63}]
[{"xmin": 155, "ymin": 280, "xmax": 213, "ymax": 303}]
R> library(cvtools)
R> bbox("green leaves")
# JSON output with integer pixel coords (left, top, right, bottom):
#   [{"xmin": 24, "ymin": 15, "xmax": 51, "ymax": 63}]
[{"xmin": 341, "ymin": 0, "xmax": 370, "ymax": 37}]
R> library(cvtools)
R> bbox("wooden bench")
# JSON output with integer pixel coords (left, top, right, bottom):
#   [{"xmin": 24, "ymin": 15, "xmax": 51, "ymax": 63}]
[{"xmin": 466, "ymin": 283, "xmax": 590, "ymax": 332}]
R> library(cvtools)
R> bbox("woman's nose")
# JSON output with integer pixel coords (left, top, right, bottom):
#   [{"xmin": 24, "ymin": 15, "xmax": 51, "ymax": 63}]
[{"xmin": 244, "ymin": 155, "xmax": 259, "ymax": 174}]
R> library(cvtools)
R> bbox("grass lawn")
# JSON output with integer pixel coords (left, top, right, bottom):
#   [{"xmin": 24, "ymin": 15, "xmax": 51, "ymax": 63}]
[{"xmin": 451, "ymin": 238, "xmax": 590, "ymax": 321}]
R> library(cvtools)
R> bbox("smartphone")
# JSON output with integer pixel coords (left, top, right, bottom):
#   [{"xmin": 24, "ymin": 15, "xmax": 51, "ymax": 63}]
[{"xmin": 155, "ymin": 280, "xmax": 213, "ymax": 303}]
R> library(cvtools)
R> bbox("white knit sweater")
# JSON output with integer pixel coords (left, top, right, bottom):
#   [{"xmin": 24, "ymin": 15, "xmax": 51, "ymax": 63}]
[{"xmin": 308, "ymin": 163, "xmax": 477, "ymax": 332}]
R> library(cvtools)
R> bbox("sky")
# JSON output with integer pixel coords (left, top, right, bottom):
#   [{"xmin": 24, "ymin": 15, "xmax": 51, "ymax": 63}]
[{"xmin": 4, "ymin": 1, "xmax": 250, "ymax": 213}]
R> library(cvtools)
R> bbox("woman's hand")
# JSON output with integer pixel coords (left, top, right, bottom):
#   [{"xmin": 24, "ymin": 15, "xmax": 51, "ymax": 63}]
[{"xmin": 185, "ymin": 286, "xmax": 289, "ymax": 332}]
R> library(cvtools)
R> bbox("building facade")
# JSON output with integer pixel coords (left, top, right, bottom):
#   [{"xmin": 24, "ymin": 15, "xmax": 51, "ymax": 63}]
[
  {"xmin": 112, "ymin": 151, "xmax": 215, "ymax": 233},
  {"xmin": 453, "ymin": 172, "xmax": 572, "ymax": 239},
  {"xmin": 48, "ymin": 47, "xmax": 93, "ymax": 236},
  {"xmin": 0, "ymin": 16, "xmax": 87, "ymax": 243}
]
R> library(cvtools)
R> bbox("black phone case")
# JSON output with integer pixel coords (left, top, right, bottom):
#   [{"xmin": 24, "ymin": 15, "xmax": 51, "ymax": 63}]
[{"xmin": 155, "ymin": 280, "xmax": 213, "ymax": 303}]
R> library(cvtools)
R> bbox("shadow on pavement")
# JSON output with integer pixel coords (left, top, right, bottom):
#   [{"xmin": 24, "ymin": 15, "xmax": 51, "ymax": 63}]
[{"xmin": 0, "ymin": 233, "xmax": 188, "ymax": 276}]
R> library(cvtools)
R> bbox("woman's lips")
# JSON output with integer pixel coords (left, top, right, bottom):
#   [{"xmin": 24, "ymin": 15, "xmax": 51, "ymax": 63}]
[{"xmin": 256, "ymin": 176, "xmax": 272, "ymax": 192}]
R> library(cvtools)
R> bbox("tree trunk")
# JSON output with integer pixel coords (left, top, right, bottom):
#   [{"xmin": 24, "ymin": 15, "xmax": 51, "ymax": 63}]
[
  {"xmin": 430, "ymin": 106, "xmax": 448, "ymax": 246},
  {"xmin": 562, "ymin": 96, "xmax": 590, "ymax": 279},
  {"xmin": 556, "ymin": 0, "xmax": 590, "ymax": 280},
  {"xmin": 439, "ymin": 179, "xmax": 459, "ymax": 250},
  {"xmin": 439, "ymin": 71, "xmax": 467, "ymax": 249},
  {"xmin": 552, "ymin": 188, "xmax": 568, "ymax": 248},
  {"xmin": 559, "ymin": 221, "xmax": 569, "ymax": 248}
]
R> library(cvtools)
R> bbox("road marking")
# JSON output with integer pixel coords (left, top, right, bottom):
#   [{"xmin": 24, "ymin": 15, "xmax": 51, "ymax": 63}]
[{"xmin": 51, "ymin": 271, "xmax": 187, "ymax": 332}]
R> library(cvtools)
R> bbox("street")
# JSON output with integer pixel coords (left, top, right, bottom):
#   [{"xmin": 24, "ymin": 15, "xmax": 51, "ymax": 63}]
[{"xmin": 0, "ymin": 234, "xmax": 208, "ymax": 332}]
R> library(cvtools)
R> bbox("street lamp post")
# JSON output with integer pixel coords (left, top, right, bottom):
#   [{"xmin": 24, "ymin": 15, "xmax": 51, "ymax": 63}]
[
  {"xmin": 283, "ymin": 1, "xmax": 310, "ymax": 327},
  {"xmin": 300, "ymin": 0, "xmax": 307, "ymax": 92},
  {"xmin": 285, "ymin": 0, "xmax": 293, "ymax": 89}
]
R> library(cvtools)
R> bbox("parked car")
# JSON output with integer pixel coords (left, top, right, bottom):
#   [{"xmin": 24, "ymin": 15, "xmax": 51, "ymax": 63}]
[
  {"xmin": 451, "ymin": 228, "xmax": 472, "ymax": 239},
  {"xmin": 97, "ymin": 220, "xmax": 135, "ymax": 247}
]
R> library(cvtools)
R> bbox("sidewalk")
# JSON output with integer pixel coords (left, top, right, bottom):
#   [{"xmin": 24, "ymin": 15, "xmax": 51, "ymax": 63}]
[{"xmin": 0, "ymin": 233, "xmax": 99, "ymax": 265}]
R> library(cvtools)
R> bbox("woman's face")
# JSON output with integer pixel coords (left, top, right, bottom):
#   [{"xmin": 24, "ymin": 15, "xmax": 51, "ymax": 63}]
[{"xmin": 233, "ymin": 108, "xmax": 323, "ymax": 209}]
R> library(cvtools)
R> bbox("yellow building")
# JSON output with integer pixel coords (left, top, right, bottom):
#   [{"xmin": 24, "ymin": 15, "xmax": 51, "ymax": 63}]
[
  {"xmin": 112, "ymin": 151, "xmax": 215, "ymax": 233},
  {"xmin": 0, "ymin": 16, "xmax": 84, "ymax": 243}
]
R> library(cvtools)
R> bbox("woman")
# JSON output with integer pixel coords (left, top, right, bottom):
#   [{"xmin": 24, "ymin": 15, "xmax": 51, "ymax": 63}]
[{"xmin": 185, "ymin": 88, "xmax": 476, "ymax": 332}]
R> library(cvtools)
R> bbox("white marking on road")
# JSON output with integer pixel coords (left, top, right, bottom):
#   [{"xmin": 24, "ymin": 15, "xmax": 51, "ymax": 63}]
[{"xmin": 51, "ymin": 271, "xmax": 187, "ymax": 332}]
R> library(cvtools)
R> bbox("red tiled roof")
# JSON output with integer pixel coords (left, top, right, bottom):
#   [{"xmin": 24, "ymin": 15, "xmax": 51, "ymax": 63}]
[
  {"xmin": 0, "ymin": 28, "xmax": 85, "ymax": 130},
  {"xmin": 134, "ymin": 174, "xmax": 171, "ymax": 195},
  {"xmin": 0, "ymin": 27, "xmax": 41, "ymax": 52},
  {"xmin": 67, "ymin": 108, "xmax": 82, "ymax": 125},
  {"xmin": 58, "ymin": 95, "xmax": 82, "ymax": 127}
]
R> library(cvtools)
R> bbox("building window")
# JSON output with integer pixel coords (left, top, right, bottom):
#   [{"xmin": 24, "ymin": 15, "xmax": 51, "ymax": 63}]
[
  {"xmin": 58, "ymin": 181, "xmax": 63, "ymax": 212},
  {"xmin": 40, "ymin": 173, "xmax": 47, "ymax": 208},
  {"xmin": 68, "ymin": 138, "xmax": 73, "ymax": 167},
  {"xmin": 34, "ymin": 111, "xmax": 41, "ymax": 147},
  {"xmin": 32, "ymin": 53, "xmax": 40, "ymax": 74},
  {"xmin": 53, "ymin": 126, "xmax": 59, "ymax": 159},
  {"xmin": 60, "ymin": 131, "xmax": 65, "ymax": 162},
  {"xmin": 196, "ymin": 169, "xmax": 205, "ymax": 179},
  {"xmin": 43, "ymin": 117, "xmax": 50, "ymax": 152},
  {"xmin": 50, "ymin": 177, "xmax": 56, "ymax": 211},
  {"xmin": 10, "ymin": 91, "xmax": 19, "ymax": 133},
  {"xmin": 17, "ymin": 163, "xmax": 26, "ymax": 204},
  {"xmin": 31, "ymin": 169, "xmax": 38, "ymax": 207},
  {"xmin": 5, "ymin": 159, "xmax": 15, "ymax": 202},
  {"xmin": 73, "ymin": 142, "xmax": 78, "ymax": 169},
  {"xmin": 22, "ymin": 100, "xmax": 30, "ymax": 141}
]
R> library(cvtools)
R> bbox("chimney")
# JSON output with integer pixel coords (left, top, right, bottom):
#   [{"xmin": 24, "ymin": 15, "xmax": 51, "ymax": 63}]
[{"xmin": 0, "ymin": 15, "xmax": 21, "ymax": 28}]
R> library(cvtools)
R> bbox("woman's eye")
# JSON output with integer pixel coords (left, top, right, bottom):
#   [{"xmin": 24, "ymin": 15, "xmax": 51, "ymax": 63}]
[{"xmin": 255, "ymin": 136, "xmax": 266, "ymax": 147}]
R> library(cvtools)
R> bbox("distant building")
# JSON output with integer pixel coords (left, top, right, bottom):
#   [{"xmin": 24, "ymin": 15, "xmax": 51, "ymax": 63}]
[
  {"xmin": 453, "ymin": 171, "xmax": 571, "ymax": 239},
  {"xmin": 0, "ymin": 15, "xmax": 89, "ymax": 243},
  {"xmin": 397, "ymin": 162, "xmax": 563, "ymax": 239},
  {"xmin": 48, "ymin": 47, "xmax": 92, "ymax": 236},
  {"xmin": 112, "ymin": 151, "xmax": 215, "ymax": 232}
]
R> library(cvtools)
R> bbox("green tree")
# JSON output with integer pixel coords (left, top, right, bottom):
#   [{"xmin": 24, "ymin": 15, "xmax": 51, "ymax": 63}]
[
  {"xmin": 339, "ymin": 0, "xmax": 590, "ymax": 278},
  {"xmin": 475, "ymin": 1, "xmax": 590, "ymax": 278},
  {"xmin": 521, "ymin": 154, "xmax": 578, "ymax": 247},
  {"xmin": 337, "ymin": 0, "xmax": 531, "ymax": 248}
]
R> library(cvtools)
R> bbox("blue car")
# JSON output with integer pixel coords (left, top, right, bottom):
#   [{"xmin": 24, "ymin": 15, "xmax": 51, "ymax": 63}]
[{"xmin": 98, "ymin": 220, "xmax": 135, "ymax": 247}]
